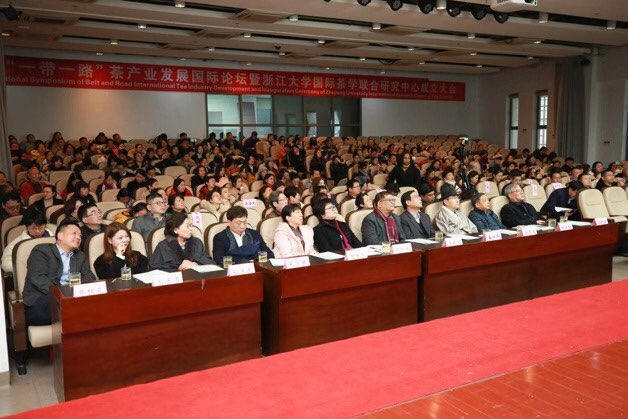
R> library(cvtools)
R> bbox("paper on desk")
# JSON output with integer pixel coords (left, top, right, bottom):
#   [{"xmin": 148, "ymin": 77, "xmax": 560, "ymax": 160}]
[
  {"xmin": 495, "ymin": 229, "xmax": 518, "ymax": 236},
  {"xmin": 269, "ymin": 258, "xmax": 286, "ymax": 267},
  {"xmin": 566, "ymin": 221, "xmax": 592, "ymax": 226},
  {"xmin": 192, "ymin": 264, "xmax": 224, "ymax": 273},
  {"xmin": 533, "ymin": 226, "xmax": 555, "ymax": 231},
  {"xmin": 555, "ymin": 207, "xmax": 572, "ymax": 212},
  {"xmin": 406, "ymin": 238, "xmax": 438, "ymax": 244},
  {"xmin": 312, "ymin": 252, "xmax": 345, "ymax": 261},
  {"xmin": 133, "ymin": 270, "xmax": 169, "ymax": 284},
  {"xmin": 446, "ymin": 234, "xmax": 480, "ymax": 241},
  {"xmin": 365, "ymin": 245, "xmax": 383, "ymax": 255}
]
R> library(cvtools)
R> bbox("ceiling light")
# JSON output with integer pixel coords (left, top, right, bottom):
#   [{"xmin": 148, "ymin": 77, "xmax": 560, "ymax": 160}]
[
  {"xmin": 208, "ymin": 47, "xmax": 215, "ymax": 52},
  {"xmin": 471, "ymin": 7, "xmax": 487, "ymax": 20},
  {"xmin": 386, "ymin": 0, "xmax": 403, "ymax": 11},
  {"xmin": 359, "ymin": 57, "xmax": 366, "ymax": 61},
  {"xmin": 137, "ymin": 23, "xmax": 147, "ymax": 29},
  {"xmin": 243, "ymin": 33, "xmax": 252, "ymax": 38},
  {"xmin": 110, "ymin": 39, "xmax": 118, "ymax": 45},
  {"xmin": 607, "ymin": 20, "xmax": 616, "ymax": 30},
  {"xmin": 467, "ymin": 33, "xmax": 476, "ymax": 39},
  {"xmin": 318, "ymin": 39, "xmax": 325, "ymax": 44},
  {"xmin": 96, "ymin": 52, "xmax": 103, "ymax": 56},
  {"xmin": 246, "ymin": 62, "xmax": 252, "ymax": 66},
  {"xmin": 493, "ymin": 12, "xmax": 509, "ymax": 24},
  {"xmin": 278, "ymin": 52, "xmax": 286, "ymax": 56},
  {"xmin": 534, "ymin": 40, "xmax": 542, "ymax": 44},
  {"xmin": 470, "ymin": 52, "xmax": 477, "ymax": 56},
  {"xmin": 447, "ymin": 4, "xmax": 461, "ymax": 17},
  {"xmin": 408, "ymin": 46, "xmax": 415, "ymax": 51},
  {"xmin": 1, "ymin": 32, "xmax": 10, "ymax": 37},
  {"xmin": 477, "ymin": 64, "xmax": 483, "ymax": 68},
  {"xmin": 325, "ymin": 67, "xmax": 331, "ymax": 70},
  {"xmin": 436, "ymin": 0, "xmax": 447, "ymax": 10},
  {"xmin": 179, "ymin": 58, "xmax": 186, "ymax": 61},
  {"xmin": 372, "ymin": 23, "xmax": 381, "ymax": 30},
  {"xmin": 288, "ymin": 15, "xmax": 298, "ymax": 22},
  {"xmin": 527, "ymin": 56, "xmax": 534, "ymax": 60},
  {"xmin": 418, "ymin": 0, "xmax": 435, "ymax": 14},
  {"xmin": 380, "ymin": 70, "xmax": 386, "ymax": 74},
  {"xmin": 419, "ymin": 61, "xmax": 426, "ymax": 65},
  {"xmin": 357, "ymin": 0, "xmax": 371, "ymax": 5},
  {"xmin": 538, "ymin": 12, "xmax": 548, "ymax": 23},
  {"xmin": 174, "ymin": 0, "xmax": 185, "ymax": 7}
]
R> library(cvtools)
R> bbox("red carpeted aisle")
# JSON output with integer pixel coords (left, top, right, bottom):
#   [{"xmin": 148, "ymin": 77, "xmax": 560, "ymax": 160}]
[{"xmin": 12, "ymin": 281, "xmax": 628, "ymax": 419}]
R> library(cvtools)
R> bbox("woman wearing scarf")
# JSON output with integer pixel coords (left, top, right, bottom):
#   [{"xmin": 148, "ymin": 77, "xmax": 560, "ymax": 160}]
[{"xmin": 312, "ymin": 198, "xmax": 362, "ymax": 253}]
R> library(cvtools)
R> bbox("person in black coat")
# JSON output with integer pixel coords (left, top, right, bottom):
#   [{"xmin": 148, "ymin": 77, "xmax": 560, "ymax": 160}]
[
  {"xmin": 387, "ymin": 152, "xmax": 421, "ymax": 188},
  {"xmin": 312, "ymin": 197, "xmax": 362, "ymax": 252},
  {"xmin": 150, "ymin": 212, "xmax": 215, "ymax": 271},
  {"xmin": 399, "ymin": 190, "xmax": 435, "ymax": 239},
  {"xmin": 93, "ymin": 222, "xmax": 149, "ymax": 279},
  {"xmin": 541, "ymin": 180, "xmax": 583, "ymax": 220},
  {"xmin": 32, "ymin": 184, "xmax": 63, "ymax": 212},
  {"xmin": 500, "ymin": 183, "xmax": 544, "ymax": 228},
  {"xmin": 212, "ymin": 206, "xmax": 274, "ymax": 266}
]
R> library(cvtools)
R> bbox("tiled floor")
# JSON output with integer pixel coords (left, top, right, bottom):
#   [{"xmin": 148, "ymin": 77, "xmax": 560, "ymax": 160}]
[
  {"xmin": 1, "ymin": 256, "xmax": 626, "ymax": 416},
  {"xmin": 360, "ymin": 340, "xmax": 628, "ymax": 417}
]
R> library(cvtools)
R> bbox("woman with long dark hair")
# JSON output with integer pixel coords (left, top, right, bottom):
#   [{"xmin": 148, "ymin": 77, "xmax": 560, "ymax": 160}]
[{"xmin": 93, "ymin": 222, "xmax": 149, "ymax": 279}]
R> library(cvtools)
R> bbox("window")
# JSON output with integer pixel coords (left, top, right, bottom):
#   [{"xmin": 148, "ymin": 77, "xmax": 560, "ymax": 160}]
[
  {"xmin": 206, "ymin": 93, "xmax": 361, "ymax": 139},
  {"xmin": 536, "ymin": 90, "xmax": 548, "ymax": 148},
  {"xmin": 508, "ymin": 94, "xmax": 519, "ymax": 149}
]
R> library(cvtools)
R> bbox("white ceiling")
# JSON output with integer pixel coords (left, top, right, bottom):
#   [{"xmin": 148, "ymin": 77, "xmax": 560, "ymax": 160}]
[{"xmin": 0, "ymin": 0, "xmax": 626, "ymax": 75}]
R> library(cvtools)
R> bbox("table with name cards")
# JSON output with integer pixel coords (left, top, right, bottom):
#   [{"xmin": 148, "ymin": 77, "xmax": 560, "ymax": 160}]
[
  {"xmin": 257, "ymin": 250, "xmax": 422, "ymax": 355},
  {"xmin": 412, "ymin": 222, "xmax": 620, "ymax": 321},
  {"xmin": 51, "ymin": 267, "xmax": 263, "ymax": 401}
]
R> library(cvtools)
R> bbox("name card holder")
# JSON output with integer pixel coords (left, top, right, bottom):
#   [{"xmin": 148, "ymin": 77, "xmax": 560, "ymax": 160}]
[
  {"xmin": 243, "ymin": 199, "xmax": 257, "ymax": 208},
  {"xmin": 531, "ymin": 184, "xmax": 539, "ymax": 196},
  {"xmin": 191, "ymin": 212, "xmax": 203, "ymax": 230},
  {"xmin": 73, "ymin": 281, "xmax": 107, "ymax": 298},
  {"xmin": 593, "ymin": 217, "xmax": 608, "ymax": 226},
  {"xmin": 441, "ymin": 237, "xmax": 463, "ymax": 247},
  {"xmin": 283, "ymin": 256, "xmax": 311, "ymax": 270},
  {"xmin": 391, "ymin": 243, "xmax": 413, "ymax": 254},
  {"xmin": 482, "ymin": 231, "xmax": 502, "ymax": 242},
  {"xmin": 484, "ymin": 181, "xmax": 491, "ymax": 193},
  {"xmin": 556, "ymin": 222, "xmax": 573, "ymax": 232},
  {"xmin": 152, "ymin": 272, "xmax": 183, "ymax": 287},
  {"xmin": 551, "ymin": 182, "xmax": 565, "ymax": 190},
  {"xmin": 344, "ymin": 248, "xmax": 369, "ymax": 261},
  {"xmin": 227, "ymin": 262, "xmax": 256, "ymax": 276},
  {"xmin": 517, "ymin": 226, "xmax": 538, "ymax": 237}
]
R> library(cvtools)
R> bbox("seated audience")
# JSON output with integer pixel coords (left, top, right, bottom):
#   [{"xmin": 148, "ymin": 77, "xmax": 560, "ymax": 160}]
[
  {"xmin": 578, "ymin": 173, "xmax": 592, "ymax": 189},
  {"xmin": 61, "ymin": 196, "xmax": 82, "ymax": 223},
  {"xmin": 595, "ymin": 169, "xmax": 618, "ymax": 191},
  {"xmin": 166, "ymin": 193, "xmax": 188, "ymax": 216},
  {"xmin": 273, "ymin": 204, "xmax": 315, "ymax": 258},
  {"xmin": 0, "ymin": 192, "xmax": 24, "ymax": 223},
  {"xmin": 468, "ymin": 193, "xmax": 506, "ymax": 231},
  {"xmin": 541, "ymin": 180, "xmax": 583, "ymax": 220},
  {"xmin": 133, "ymin": 192, "xmax": 168, "ymax": 240},
  {"xmin": 354, "ymin": 192, "xmax": 373, "ymax": 210},
  {"xmin": 399, "ymin": 190, "xmax": 435, "ymax": 239},
  {"xmin": 418, "ymin": 182, "xmax": 436, "ymax": 205},
  {"xmin": 361, "ymin": 191, "xmax": 405, "ymax": 245},
  {"xmin": 2, "ymin": 208, "xmax": 52, "ymax": 274},
  {"xmin": 78, "ymin": 203, "xmax": 105, "ymax": 251},
  {"xmin": 23, "ymin": 220, "xmax": 95, "ymax": 326},
  {"xmin": 200, "ymin": 188, "xmax": 231, "ymax": 215},
  {"xmin": 171, "ymin": 178, "xmax": 193, "ymax": 197},
  {"xmin": 284, "ymin": 186, "xmax": 302, "ymax": 206},
  {"xmin": 212, "ymin": 206, "xmax": 274, "ymax": 265},
  {"xmin": 33, "ymin": 184, "xmax": 63, "ymax": 212},
  {"xmin": 114, "ymin": 202, "xmax": 148, "ymax": 224},
  {"xmin": 73, "ymin": 181, "xmax": 96, "ymax": 206},
  {"xmin": 500, "ymin": 183, "xmax": 544, "ymax": 228},
  {"xmin": 126, "ymin": 169, "xmax": 148, "ymax": 199},
  {"xmin": 94, "ymin": 222, "xmax": 149, "ymax": 279},
  {"xmin": 435, "ymin": 185, "xmax": 478, "ymax": 235},
  {"xmin": 19, "ymin": 166, "xmax": 47, "ymax": 203},
  {"xmin": 342, "ymin": 179, "xmax": 362, "ymax": 204},
  {"xmin": 150, "ymin": 212, "xmax": 214, "ymax": 270},
  {"xmin": 387, "ymin": 152, "xmax": 421, "ymax": 188},
  {"xmin": 312, "ymin": 198, "xmax": 362, "ymax": 252},
  {"xmin": 268, "ymin": 190, "xmax": 288, "ymax": 217}
]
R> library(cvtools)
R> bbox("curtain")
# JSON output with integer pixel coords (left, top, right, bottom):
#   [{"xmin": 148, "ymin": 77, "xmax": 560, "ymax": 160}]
[
  {"xmin": 0, "ymin": 36, "xmax": 13, "ymax": 183},
  {"xmin": 555, "ymin": 60, "xmax": 585, "ymax": 162}
]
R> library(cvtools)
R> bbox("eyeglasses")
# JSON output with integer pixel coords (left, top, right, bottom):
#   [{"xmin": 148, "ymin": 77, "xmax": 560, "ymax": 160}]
[
  {"xmin": 382, "ymin": 198, "xmax": 396, "ymax": 203},
  {"xmin": 232, "ymin": 220, "xmax": 247, "ymax": 226},
  {"xmin": 5, "ymin": 204, "xmax": 21, "ymax": 210},
  {"xmin": 87, "ymin": 209, "xmax": 102, "ymax": 217},
  {"xmin": 150, "ymin": 201, "xmax": 167, "ymax": 206},
  {"xmin": 325, "ymin": 206, "xmax": 338, "ymax": 211}
]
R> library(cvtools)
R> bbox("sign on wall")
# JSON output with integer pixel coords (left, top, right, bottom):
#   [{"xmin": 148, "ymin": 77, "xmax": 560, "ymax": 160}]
[{"xmin": 5, "ymin": 56, "xmax": 465, "ymax": 101}]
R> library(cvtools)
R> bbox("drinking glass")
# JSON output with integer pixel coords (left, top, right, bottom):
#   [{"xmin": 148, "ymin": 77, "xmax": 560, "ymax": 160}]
[
  {"xmin": 68, "ymin": 272, "xmax": 81, "ymax": 287},
  {"xmin": 223, "ymin": 256, "xmax": 233, "ymax": 268},
  {"xmin": 258, "ymin": 251, "xmax": 268, "ymax": 263},
  {"xmin": 121, "ymin": 265, "xmax": 132, "ymax": 281},
  {"xmin": 435, "ymin": 232, "xmax": 444, "ymax": 242},
  {"xmin": 381, "ymin": 241, "xmax": 391, "ymax": 254},
  {"xmin": 559, "ymin": 215, "xmax": 568, "ymax": 223},
  {"xmin": 548, "ymin": 218, "xmax": 557, "ymax": 228}
]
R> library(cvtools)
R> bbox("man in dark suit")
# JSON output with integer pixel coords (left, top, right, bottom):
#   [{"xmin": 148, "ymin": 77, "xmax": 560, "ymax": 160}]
[
  {"xmin": 500, "ymin": 183, "xmax": 544, "ymax": 228},
  {"xmin": 23, "ymin": 220, "xmax": 96, "ymax": 326},
  {"xmin": 399, "ymin": 190, "xmax": 435, "ymax": 239},
  {"xmin": 541, "ymin": 180, "xmax": 583, "ymax": 220},
  {"xmin": 361, "ymin": 191, "xmax": 406, "ymax": 245},
  {"xmin": 213, "ymin": 206, "xmax": 273, "ymax": 266}
]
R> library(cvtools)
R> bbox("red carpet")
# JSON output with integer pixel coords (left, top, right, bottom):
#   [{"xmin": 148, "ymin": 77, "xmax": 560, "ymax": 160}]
[{"xmin": 11, "ymin": 281, "xmax": 628, "ymax": 419}]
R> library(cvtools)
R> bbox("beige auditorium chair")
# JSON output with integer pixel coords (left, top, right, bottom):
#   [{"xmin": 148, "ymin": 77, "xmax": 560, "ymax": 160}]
[
  {"xmin": 2, "ymin": 215, "xmax": 23, "ymax": 250},
  {"xmin": 45, "ymin": 204, "xmax": 64, "ymax": 221},
  {"xmin": 154, "ymin": 175, "xmax": 175, "ymax": 190},
  {"xmin": 340, "ymin": 199, "xmax": 357, "ymax": 217},
  {"xmin": 164, "ymin": 166, "xmax": 187, "ymax": 178},
  {"xmin": 545, "ymin": 183, "xmax": 565, "ymax": 197},
  {"xmin": 184, "ymin": 197, "xmax": 201, "ymax": 211},
  {"xmin": 578, "ymin": 189, "xmax": 628, "ymax": 224},
  {"xmin": 423, "ymin": 202, "xmax": 442, "ymax": 229},
  {"xmin": 148, "ymin": 226, "xmax": 204, "ymax": 258},
  {"xmin": 234, "ymin": 199, "xmax": 265, "ymax": 217},
  {"xmin": 330, "ymin": 185, "xmax": 346, "ymax": 196},
  {"xmin": 523, "ymin": 185, "xmax": 548, "ymax": 212},
  {"xmin": 187, "ymin": 211, "xmax": 219, "ymax": 233},
  {"xmin": 205, "ymin": 222, "xmax": 229, "ymax": 257},
  {"xmin": 97, "ymin": 201, "xmax": 126, "ymax": 214},
  {"xmin": 458, "ymin": 199, "xmax": 473, "ymax": 218},
  {"xmin": 87, "ymin": 230, "xmax": 147, "ymax": 277},
  {"xmin": 48, "ymin": 170, "xmax": 72, "ymax": 188},
  {"xmin": 100, "ymin": 189, "xmax": 120, "ymax": 202},
  {"xmin": 334, "ymin": 191, "xmax": 348, "ymax": 204},
  {"xmin": 476, "ymin": 181, "xmax": 499, "ymax": 198},
  {"xmin": 81, "ymin": 169, "xmax": 104, "ymax": 185},
  {"xmin": 258, "ymin": 216, "xmax": 283, "ymax": 250},
  {"xmin": 372, "ymin": 173, "xmax": 388, "ymax": 188},
  {"xmin": 89, "ymin": 178, "xmax": 103, "ymax": 193},
  {"xmin": 399, "ymin": 186, "xmax": 417, "ymax": 196},
  {"xmin": 603, "ymin": 186, "xmax": 628, "ymax": 217},
  {"xmin": 8, "ymin": 236, "xmax": 57, "ymax": 372},
  {"xmin": 240, "ymin": 191, "xmax": 258, "ymax": 201},
  {"xmin": 250, "ymin": 180, "xmax": 264, "ymax": 192},
  {"xmin": 27, "ymin": 193, "xmax": 44, "ymax": 206},
  {"xmin": 5, "ymin": 224, "xmax": 57, "ymax": 247},
  {"xmin": 393, "ymin": 206, "xmax": 404, "ymax": 216},
  {"xmin": 490, "ymin": 196, "xmax": 510, "ymax": 221},
  {"xmin": 120, "ymin": 177, "xmax": 133, "ymax": 189},
  {"xmin": 346, "ymin": 208, "xmax": 373, "ymax": 242}
]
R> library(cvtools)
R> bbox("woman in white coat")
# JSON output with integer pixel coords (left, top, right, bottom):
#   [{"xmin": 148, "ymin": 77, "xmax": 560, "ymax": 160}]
[{"xmin": 273, "ymin": 204, "xmax": 315, "ymax": 258}]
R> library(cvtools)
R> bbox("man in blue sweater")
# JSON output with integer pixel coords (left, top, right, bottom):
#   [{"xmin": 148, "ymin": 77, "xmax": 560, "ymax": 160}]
[{"xmin": 468, "ymin": 193, "xmax": 506, "ymax": 231}]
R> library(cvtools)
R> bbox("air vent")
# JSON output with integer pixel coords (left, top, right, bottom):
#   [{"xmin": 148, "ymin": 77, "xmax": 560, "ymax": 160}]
[
  {"xmin": 379, "ymin": 26, "xmax": 427, "ymax": 35},
  {"xmin": 232, "ymin": 10, "xmax": 286, "ymax": 23},
  {"xmin": 162, "ymin": 44, "xmax": 204, "ymax": 51},
  {"xmin": 322, "ymin": 41, "xmax": 368, "ymax": 49},
  {"xmin": 195, "ymin": 28, "xmax": 242, "ymax": 39}
]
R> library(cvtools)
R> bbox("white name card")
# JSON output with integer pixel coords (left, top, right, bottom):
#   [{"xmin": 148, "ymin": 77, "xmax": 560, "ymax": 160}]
[
  {"xmin": 391, "ymin": 243, "xmax": 413, "ymax": 254},
  {"xmin": 283, "ymin": 256, "xmax": 310, "ymax": 270},
  {"xmin": 376, "ymin": 188, "xmax": 384, "ymax": 193},
  {"xmin": 484, "ymin": 181, "xmax": 491, "ymax": 193},
  {"xmin": 531, "ymin": 184, "xmax": 539, "ymax": 196},
  {"xmin": 441, "ymin": 237, "xmax": 463, "ymax": 247},
  {"xmin": 73, "ymin": 281, "xmax": 107, "ymax": 298},
  {"xmin": 243, "ymin": 199, "xmax": 257, "ymax": 208},
  {"xmin": 191, "ymin": 211, "xmax": 203, "ymax": 229},
  {"xmin": 551, "ymin": 182, "xmax": 565, "ymax": 190},
  {"xmin": 517, "ymin": 226, "xmax": 538, "ymax": 237},
  {"xmin": 227, "ymin": 262, "xmax": 256, "ymax": 276},
  {"xmin": 344, "ymin": 248, "xmax": 369, "ymax": 261},
  {"xmin": 593, "ymin": 217, "xmax": 608, "ymax": 226},
  {"xmin": 556, "ymin": 222, "xmax": 573, "ymax": 232},
  {"xmin": 482, "ymin": 231, "xmax": 503, "ymax": 242},
  {"xmin": 152, "ymin": 272, "xmax": 183, "ymax": 287}
]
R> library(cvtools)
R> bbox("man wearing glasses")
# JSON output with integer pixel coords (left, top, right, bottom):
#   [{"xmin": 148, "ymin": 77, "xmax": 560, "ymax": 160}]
[
  {"xmin": 500, "ymin": 183, "xmax": 544, "ymax": 228},
  {"xmin": 212, "ymin": 206, "xmax": 274, "ymax": 265},
  {"xmin": 435, "ymin": 184, "xmax": 478, "ymax": 235},
  {"xmin": 78, "ymin": 203, "xmax": 105, "ymax": 251},
  {"xmin": 0, "ymin": 192, "xmax": 24, "ymax": 223},
  {"xmin": 133, "ymin": 192, "xmax": 168, "ymax": 240},
  {"xmin": 361, "ymin": 191, "xmax": 406, "ymax": 245}
]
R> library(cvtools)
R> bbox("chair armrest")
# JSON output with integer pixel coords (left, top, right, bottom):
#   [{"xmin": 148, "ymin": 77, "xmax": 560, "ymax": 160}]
[{"xmin": 9, "ymin": 296, "xmax": 27, "ymax": 352}]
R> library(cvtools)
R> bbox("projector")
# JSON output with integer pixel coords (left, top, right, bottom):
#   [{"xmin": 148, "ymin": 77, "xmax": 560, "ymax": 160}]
[{"xmin": 491, "ymin": 0, "xmax": 538, "ymax": 12}]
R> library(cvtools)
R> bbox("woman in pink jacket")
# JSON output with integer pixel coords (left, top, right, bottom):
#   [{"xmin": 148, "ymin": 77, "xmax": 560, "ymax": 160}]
[{"xmin": 273, "ymin": 204, "xmax": 315, "ymax": 258}]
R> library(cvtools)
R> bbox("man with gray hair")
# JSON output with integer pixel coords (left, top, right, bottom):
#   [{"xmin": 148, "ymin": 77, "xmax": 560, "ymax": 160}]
[
  {"xmin": 268, "ymin": 190, "xmax": 288, "ymax": 218},
  {"xmin": 500, "ymin": 182, "xmax": 543, "ymax": 228}
]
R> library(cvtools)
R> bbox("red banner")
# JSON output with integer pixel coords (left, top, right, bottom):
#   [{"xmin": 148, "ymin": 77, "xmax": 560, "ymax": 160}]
[{"xmin": 5, "ymin": 56, "xmax": 465, "ymax": 101}]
